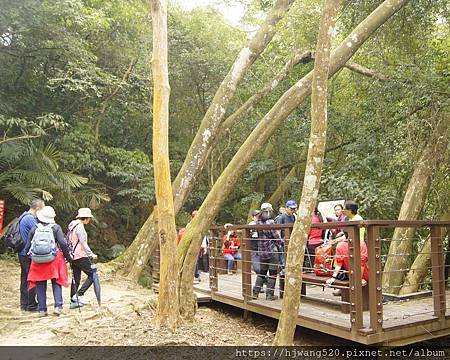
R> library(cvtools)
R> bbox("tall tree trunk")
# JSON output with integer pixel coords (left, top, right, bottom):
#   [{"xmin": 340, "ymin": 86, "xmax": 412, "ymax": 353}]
[
  {"xmin": 246, "ymin": 143, "xmax": 274, "ymax": 222},
  {"xmin": 399, "ymin": 209, "xmax": 450, "ymax": 295},
  {"xmin": 151, "ymin": 0, "xmax": 180, "ymax": 329},
  {"xmin": 274, "ymin": 0, "xmax": 339, "ymax": 345},
  {"xmin": 176, "ymin": 0, "xmax": 411, "ymax": 320},
  {"xmin": 382, "ymin": 116, "xmax": 449, "ymax": 294},
  {"xmin": 110, "ymin": 0, "xmax": 294, "ymax": 280}
]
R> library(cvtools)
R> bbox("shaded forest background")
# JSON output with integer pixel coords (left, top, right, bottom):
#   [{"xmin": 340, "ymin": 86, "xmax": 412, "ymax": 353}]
[{"xmin": 1, "ymin": 0, "xmax": 449, "ymax": 264}]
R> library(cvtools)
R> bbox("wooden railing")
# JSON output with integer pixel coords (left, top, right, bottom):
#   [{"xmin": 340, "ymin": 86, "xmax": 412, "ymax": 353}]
[{"xmin": 208, "ymin": 220, "xmax": 450, "ymax": 335}]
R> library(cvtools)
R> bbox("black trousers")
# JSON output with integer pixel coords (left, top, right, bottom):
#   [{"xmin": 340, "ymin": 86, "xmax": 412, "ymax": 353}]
[
  {"xmin": 254, "ymin": 253, "xmax": 279, "ymax": 296},
  {"xmin": 71, "ymin": 257, "xmax": 94, "ymax": 298},
  {"xmin": 19, "ymin": 255, "xmax": 37, "ymax": 310}
]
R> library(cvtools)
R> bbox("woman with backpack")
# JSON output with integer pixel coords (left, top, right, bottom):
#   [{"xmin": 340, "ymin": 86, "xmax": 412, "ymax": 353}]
[
  {"xmin": 68, "ymin": 208, "xmax": 97, "ymax": 308},
  {"xmin": 25, "ymin": 206, "xmax": 72, "ymax": 317}
]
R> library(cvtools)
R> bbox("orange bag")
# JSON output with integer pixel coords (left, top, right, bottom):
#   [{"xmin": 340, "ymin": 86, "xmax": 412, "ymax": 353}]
[{"xmin": 314, "ymin": 243, "xmax": 334, "ymax": 276}]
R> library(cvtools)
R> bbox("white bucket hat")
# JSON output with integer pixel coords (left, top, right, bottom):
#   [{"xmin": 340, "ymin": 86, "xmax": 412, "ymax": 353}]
[
  {"xmin": 37, "ymin": 206, "xmax": 56, "ymax": 224},
  {"xmin": 76, "ymin": 208, "xmax": 93, "ymax": 218},
  {"xmin": 260, "ymin": 202, "xmax": 274, "ymax": 212}
]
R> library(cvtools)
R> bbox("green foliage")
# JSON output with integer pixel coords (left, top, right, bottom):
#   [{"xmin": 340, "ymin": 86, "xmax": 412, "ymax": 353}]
[{"xmin": 1, "ymin": 0, "xmax": 449, "ymax": 254}]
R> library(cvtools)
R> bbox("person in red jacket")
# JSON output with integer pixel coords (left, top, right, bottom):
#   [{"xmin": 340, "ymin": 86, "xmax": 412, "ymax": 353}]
[
  {"xmin": 222, "ymin": 224, "xmax": 241, "ymax": 275},
  {"xmin": 305, "ymin": 207, "xmax": 324, "ymax": 272},
  {"xmin": 326, "ymin": 231, "xmax": 369, "ymax": 295}
]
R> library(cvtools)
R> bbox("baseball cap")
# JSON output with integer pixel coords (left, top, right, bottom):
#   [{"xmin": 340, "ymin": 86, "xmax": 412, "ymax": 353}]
[{"xmin": 285, "ymin": 200, "xmax": 298, "ymax": 209}]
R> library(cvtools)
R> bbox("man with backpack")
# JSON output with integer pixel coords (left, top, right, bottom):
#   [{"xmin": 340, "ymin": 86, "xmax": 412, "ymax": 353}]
[
  {"xmin": 252, "ymin": 203, "xmax": 283, "ymax": 301},
  {"xmin": 17, "ymin": 199, "xmax": 45, "ymax": 312},
  {"xmin": 67, "ymin": 208, "xmax": 97, "ymax": 308}
]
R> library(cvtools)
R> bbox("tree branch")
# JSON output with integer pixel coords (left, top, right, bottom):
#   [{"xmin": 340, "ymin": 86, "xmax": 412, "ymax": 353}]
[{"xmin": 345, "ymin": 61, "xmax": 391, "ymax": 81}]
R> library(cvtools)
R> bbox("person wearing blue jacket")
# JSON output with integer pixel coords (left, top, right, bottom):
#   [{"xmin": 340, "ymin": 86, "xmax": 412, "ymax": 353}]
[{"xmin": 18, "ymin": 199, "xmax": 45, "ymax": 311}]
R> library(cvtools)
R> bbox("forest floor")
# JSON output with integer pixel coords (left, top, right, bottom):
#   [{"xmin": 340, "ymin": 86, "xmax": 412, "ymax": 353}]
[{"xmin": 0, "ymin": 256, "xmax": 345, "ymax": 347}]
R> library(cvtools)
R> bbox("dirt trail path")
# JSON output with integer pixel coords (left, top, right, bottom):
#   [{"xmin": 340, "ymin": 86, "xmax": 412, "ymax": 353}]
[{"xmin": 0, "ymin": 258, "xmax": 278, "ymax": 346}]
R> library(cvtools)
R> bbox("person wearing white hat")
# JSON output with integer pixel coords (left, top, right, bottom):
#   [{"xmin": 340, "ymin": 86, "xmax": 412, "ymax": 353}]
[
  {"xmin": 67, "ymin": 208, "xmax": 97, "ymax": 308},
  {"xmin": 25, "ymin": 206, "xmax": 72, "ymax": 317}
]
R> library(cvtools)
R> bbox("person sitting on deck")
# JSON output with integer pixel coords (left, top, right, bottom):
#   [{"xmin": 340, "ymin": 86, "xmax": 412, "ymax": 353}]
[
  {"xmin": 222, "ymin": 224, "xmax": 241, "ymax": 275},
  {"xmin": 252, "ymin": 203, "xmax": 283, "ymax": 301},
  {"xmin": 326, "ymin": 231, "xmax": 369, "ymax": 296},
  {"xmin": 342, "ymin": 200, "xmax": 365, "ymax": 240},
  {"xmin": 326, "ymin": 203, "xmax": 348, "ymax": 239}
]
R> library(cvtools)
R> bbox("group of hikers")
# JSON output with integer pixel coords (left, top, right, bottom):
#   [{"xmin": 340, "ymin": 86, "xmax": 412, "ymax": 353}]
[
  {"xmin": 219, "ymin": 199, "xmax": 369, "ymax": 301},
  {"xmin": 9, "ymin": 199, "xmax": 97, "ymax": 316}
]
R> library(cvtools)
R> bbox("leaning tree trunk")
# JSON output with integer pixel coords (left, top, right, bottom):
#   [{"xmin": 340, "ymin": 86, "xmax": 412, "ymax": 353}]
[
  {"xmin": 383, "ymin": 117, "xmax": 449, "ymax": 294},
  {"xmin": 176, "ymin": 0, "xmax": 411, "ymax": 320},
  {"xmin": 274, "ymin": 0, "xmax": 339, "ymax": 345},
  {"xmin": 151, "ymin": 0, "xmax": 180, "ymax": 329},
  {"xmin": 111, "ymin": 0, "xmax": 294, "ymax": 280},
  {"xmin": 399, "ymin": 209, "xmax": 450, "ymax": 295}
]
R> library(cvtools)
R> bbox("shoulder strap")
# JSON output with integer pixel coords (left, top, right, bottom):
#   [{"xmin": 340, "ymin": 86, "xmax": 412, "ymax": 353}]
[
  {"xmin": 17, "ymin": 212, "xmax": 31, "ymax": 226},
  {"xmin": 70, "ymin": 223, "xmax": 82, "ymax": 253}
]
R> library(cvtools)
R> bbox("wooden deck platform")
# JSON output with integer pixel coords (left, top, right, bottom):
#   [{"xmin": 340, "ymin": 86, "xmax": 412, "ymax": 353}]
[{"xmin": 193, "ymin": 272, "xmax": 450, "ymax": 346}]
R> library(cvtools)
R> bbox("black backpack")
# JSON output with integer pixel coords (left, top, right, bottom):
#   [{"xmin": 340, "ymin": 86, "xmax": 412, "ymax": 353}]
[{"xmin": 4, "ymin": 213, "xmax": 29, "ymax": 252}]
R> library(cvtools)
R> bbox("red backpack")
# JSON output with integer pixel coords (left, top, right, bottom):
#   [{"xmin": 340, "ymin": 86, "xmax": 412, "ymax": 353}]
[{"xmin": 314, "ymin": 243, "xmax": 334, "ymax": 276}]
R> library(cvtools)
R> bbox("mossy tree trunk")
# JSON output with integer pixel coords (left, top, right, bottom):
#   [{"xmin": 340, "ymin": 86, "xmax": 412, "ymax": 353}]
[
  {"xmin": 274, "ymin": 0, "xmax": 339, "ymax": 345},
  {"xmin": 383, "ymin": 116, "xmax": 449, "ymax": 294},
  {"xmin": 151, "ymin": 0, "xmax": 180, "ymax": 329},
  {"xmin": 110, "ymin": 0, "xmax": 294, "ymax": 280},
  {"xmin": 399, "ymin": 209, "xmax": 450, "ymax": 295},
  {"xmin": 176, "ymin": 0, "xmax": 411, "ymax": 321}
]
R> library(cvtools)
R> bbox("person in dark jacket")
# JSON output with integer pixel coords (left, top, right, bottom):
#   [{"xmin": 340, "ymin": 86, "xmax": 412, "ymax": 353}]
[
  {"xmin": 25, "ymin": 206, "xmax": 72, "ymax": 317},
  {"xmin": 252, "ymin": 203, "xmax": 283, "ymax": 300},
  {"xmin": 18, "ymin": 199, "xmax": 45, "ymax": 312}
]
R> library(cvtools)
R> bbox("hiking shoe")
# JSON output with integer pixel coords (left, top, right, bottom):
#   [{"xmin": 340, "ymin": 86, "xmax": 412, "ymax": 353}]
[
  {"xmin": 70, "ymin": 300, "xmax": 84, "ymax": 309},
  {"xmin": 266, "ymin": 294, "xmax": 279, "ymax": 301},
  {"xmin": 193, "ymin": 278, "xmax": 200, "ymax": 284},
  {"xmin": 332, "ymin": 289, "xmax": 341, "ymax": 296},
  {"xmin": 227, "ymin": 271, "xmax": 233, "ymax": 275},
  {"xmin": 72, "ymin": 295, "xmax": 85, "ymax": 305},
  {"xmin": 38, "ymin": 311, "xmax": 48, "ymax": 317},
  {"xmin": 54, "ymin": 307, "xmax": 63, "ymax": 316}
]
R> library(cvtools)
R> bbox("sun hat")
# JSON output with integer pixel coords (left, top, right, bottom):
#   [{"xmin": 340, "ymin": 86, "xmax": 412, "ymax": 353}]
[
  {"xmin": 76, "ymin": 208, "xmax": 93, "ymax": 218},
  {"xmin": 285, "ymin": 199, "xmax": 298, "ymax": 209},
  {"xmin": 224, "ymin": 223, "xmax": 233, "ymax": 229},
  {"xmin": 37, "ymin": 206, "xmax": 56, "ymax": 224},
  {"xmin": 260, "ymin": 202, "xmax": 274, "ymax": 212}
]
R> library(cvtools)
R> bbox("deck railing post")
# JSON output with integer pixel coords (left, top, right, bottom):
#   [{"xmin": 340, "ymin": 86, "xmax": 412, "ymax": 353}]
[
  {"xmin": 209, "ymin": 229, "xmax": 219, "ymax": 293},
  {"xmin": 242, "ymin": 229, "xmax": 252, "ymax": 300},
  {"xmin": 348, "ymin": 225, "xmax": 363, "ymax": 332},
  {"xmin": 430, "ymin": 225, "xmax": 446, "ymax": 320},
  {"xmin": 367, "ymin": 225, "xmax": 383, "ymax": 332},
  {"xmin": 242, "ymin": 228, "xmax": 252, "ymax": 319}
]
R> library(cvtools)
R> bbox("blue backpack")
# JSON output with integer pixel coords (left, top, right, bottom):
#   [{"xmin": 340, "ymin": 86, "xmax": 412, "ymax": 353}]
[{"xmin": 30, "ymin": 223, "xmax": 57, "ymax": 263}]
